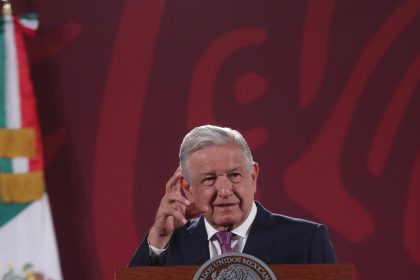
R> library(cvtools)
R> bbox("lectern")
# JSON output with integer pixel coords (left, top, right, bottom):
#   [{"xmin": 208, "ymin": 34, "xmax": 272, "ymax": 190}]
[{"xmin": 116, "ymin": 264, "xmax": 353, "ymax": 280}]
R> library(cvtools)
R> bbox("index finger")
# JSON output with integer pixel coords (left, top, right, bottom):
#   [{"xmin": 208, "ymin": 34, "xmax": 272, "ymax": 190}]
[{"xmin": 165, "ymin": 167, "xmax": 182, "ymax": 193}]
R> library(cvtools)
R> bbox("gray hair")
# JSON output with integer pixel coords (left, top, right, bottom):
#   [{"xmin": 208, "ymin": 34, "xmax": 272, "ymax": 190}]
[{"xmin": 179, "ymin": 125, "xmax": 254, "ymax": 181}]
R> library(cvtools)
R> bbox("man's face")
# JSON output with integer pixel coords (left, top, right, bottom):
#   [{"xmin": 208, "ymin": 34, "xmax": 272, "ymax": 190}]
[{"xmin": 182, "ymin": 142, "xmax": 258, "ymax": 231}]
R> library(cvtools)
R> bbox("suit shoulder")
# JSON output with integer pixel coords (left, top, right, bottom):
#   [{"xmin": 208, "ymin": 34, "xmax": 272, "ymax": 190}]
[
  {"xmin": 256, "ymin": 202, "xmax": 324, "ymax": 232},
  {"xmin": 270, "ymin": 212, "xmax": 321, "ymax": 227},
  {"xmin": 259, "ymin": 209, "xmax": 329, "ymax": 243}
]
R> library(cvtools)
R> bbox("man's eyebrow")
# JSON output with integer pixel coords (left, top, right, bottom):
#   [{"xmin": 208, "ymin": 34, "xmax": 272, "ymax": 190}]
[
  {"xmin": 198, "ymin": 167, "xmax": 243, "ymax": 177},
  {"xmin": 198, "ymin": 171, "xmax": 216, "ymax": 177}
]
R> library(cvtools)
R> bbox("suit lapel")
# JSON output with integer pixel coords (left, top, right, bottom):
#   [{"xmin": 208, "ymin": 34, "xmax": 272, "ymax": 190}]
[
  {"xmin": 178, "ymin": 203, "xmax": 274, "ymax": 265},
  {"xmin": 181, "ymin": 216, "xmax": 210, "ymax": 265},
  {"xmin": 243, "ymin": 202, "xmax": 275, "ymax": 264}
]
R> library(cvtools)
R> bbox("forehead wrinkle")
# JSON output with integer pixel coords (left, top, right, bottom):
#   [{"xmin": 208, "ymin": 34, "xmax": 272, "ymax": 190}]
[{"xmin": 187, "ymin": 144, "xmax": 250, "ymax": 178}]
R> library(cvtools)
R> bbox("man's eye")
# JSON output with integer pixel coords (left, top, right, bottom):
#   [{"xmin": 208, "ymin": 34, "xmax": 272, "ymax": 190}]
[
  {"xmin": 229, "ymin": 173, "xmax": 242, "ymax": 183},
  {"xmin": 202, "ymin": 177, "xmax": 216, "ymax": 186}
]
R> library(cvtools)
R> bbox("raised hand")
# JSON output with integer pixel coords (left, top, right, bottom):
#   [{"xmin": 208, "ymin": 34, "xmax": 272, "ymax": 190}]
[{"xmin": 147, "ymin": 168, "xmax": 206, "ymax": 249}]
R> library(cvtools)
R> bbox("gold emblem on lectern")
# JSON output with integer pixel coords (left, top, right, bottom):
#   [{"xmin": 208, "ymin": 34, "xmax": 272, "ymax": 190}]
[{"xmin": 193, "ymin": 253, "xmax": 277, "ymax": 280}]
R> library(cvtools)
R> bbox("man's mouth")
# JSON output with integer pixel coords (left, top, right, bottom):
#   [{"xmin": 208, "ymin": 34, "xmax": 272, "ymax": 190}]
[{"xmin": 213, "ymin": 203, "xmax": 238, "ymax": 208}]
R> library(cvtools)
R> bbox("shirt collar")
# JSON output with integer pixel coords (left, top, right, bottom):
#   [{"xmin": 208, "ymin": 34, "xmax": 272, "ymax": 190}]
[{"xmin": 204, "ymin": 202, "xmax": 257, "ymax": 240}]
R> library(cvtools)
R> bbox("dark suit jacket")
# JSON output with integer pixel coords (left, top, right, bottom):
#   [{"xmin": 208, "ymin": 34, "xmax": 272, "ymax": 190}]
[{"xmin": 128, "ymin": 202, "xmax": 336, "ymax": 266}]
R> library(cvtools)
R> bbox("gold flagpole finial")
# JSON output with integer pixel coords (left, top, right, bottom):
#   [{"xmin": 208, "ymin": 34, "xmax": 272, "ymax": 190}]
[{"xmin": 2, "ymin": 0, "xmax": 12, "ymax": 16}]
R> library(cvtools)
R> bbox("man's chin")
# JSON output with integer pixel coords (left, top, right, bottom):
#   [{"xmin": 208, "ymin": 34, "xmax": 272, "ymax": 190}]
[{"xmin": 211, "ymin": 216, "xmax": 240, "ymax": 231}]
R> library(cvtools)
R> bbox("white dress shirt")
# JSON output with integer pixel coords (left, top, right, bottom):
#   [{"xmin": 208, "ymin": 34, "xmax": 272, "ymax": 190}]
[
  {"xmin": 205, "ymin": 202, "xmax": 257, "ymax": 257},
  {"xmin": 149, "ymin": 202, "xmax": 258, "ymax": 258}
]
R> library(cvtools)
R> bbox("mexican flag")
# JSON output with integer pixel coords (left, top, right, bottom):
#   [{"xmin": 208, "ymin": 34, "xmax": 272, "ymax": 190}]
[{"xmin": 0, "ymin": 5, "xmax": 62, "ymax": 280}]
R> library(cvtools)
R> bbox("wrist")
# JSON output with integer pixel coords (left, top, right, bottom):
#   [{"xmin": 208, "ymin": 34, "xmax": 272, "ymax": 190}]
[{"xmin": 148, "ymin": 227, "xmax": 171, "ymax": 249}]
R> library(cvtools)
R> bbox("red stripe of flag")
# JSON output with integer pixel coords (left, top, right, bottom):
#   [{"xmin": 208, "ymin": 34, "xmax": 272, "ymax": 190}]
[{"xmin": 14, "ymin": 17, "xmax": 44, "ymax": 171}]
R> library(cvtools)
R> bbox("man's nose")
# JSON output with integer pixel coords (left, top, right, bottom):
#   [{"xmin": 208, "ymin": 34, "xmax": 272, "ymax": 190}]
[{"xmin": 215, "ymin": 175, "xmax": 233, "ymax": 197}]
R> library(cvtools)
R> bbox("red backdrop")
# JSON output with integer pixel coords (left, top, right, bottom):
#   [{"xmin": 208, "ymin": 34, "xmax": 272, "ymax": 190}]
[{"xmin": 14, "ymin": 0, "xmax": 420, "ymax": 279}]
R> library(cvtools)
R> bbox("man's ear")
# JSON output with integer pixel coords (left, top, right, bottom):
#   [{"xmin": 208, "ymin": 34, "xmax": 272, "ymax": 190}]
[
  {"xmin": 251, "ymin": 162, "xmax": 259, "ymax": 183},
  {"xmin": 180, "ymin": 176, "xmax": 191, "ymax": 194}
]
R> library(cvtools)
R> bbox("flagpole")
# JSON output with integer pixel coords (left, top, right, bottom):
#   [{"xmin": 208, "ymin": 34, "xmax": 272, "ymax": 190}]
[{"xmin": 2, "ymin": 0, "xmax": 12, "ymax": 16}]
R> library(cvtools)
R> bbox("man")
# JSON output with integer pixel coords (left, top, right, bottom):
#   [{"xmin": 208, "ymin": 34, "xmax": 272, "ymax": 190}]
[{"xmin": 129, "ymin": 125, "xmax": 336, "ymax": 266}]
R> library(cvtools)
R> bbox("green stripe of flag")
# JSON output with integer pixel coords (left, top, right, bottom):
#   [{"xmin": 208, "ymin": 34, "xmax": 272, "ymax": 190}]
[
  {"xmin": 0, "ymin": 202, "xmax": 30, "ymax": 227},
  {"xmin": 0, "ymin": 17, "xmax": 13, "ymax": 173},
  {"xmin": 0, "ymin": 16, "xmax": 7, "ymax": 127},
  {"xmin": 20, "ymin": 13, "xmax": 38, "ymax": 21}
]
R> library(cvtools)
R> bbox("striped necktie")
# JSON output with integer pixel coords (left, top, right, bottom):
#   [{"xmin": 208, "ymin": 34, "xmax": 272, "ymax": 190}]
[{"xmin": 215, "ymin": 231, "xmax": 233, "ymax": 254}]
